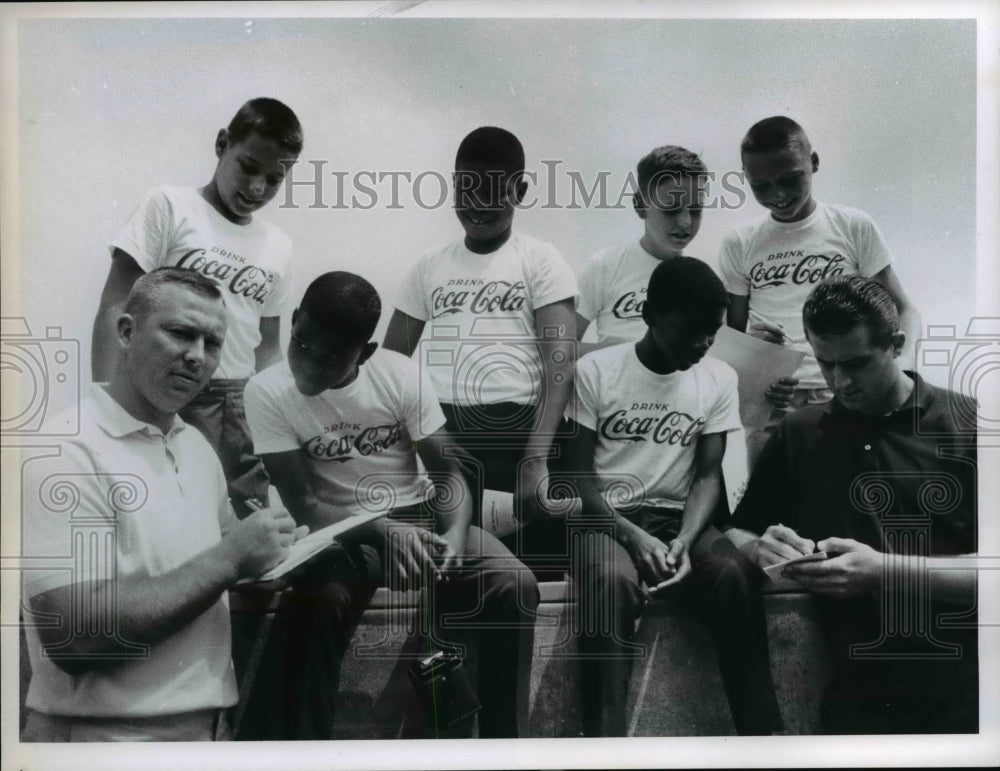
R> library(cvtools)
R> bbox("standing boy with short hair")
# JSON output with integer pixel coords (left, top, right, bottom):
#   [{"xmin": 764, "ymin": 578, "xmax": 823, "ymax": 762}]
[
  {"xmin": 561, "ymin": 257, "xmax": 784, "ymax": 736},
  {"xmin": 244, "ymin": 271, "xmax": 538, "ymax": 739},
  {"xmin": 91, "ymin": 97, "xmax": 302, "ymax": 517},
  {"xmin": 576, "ymin": 145, "xmax": 707, "ymax": 352},
  {"xmin": 383, "ymin": 126, "xmax": 578, "ymax": 522},
  {"xmin": 719, "ymin": 115, "xmax": 920, "ymax": 468}
]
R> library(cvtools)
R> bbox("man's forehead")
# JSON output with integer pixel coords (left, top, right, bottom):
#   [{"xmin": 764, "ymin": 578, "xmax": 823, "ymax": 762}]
[{"xmin": 149, "ymin": 285, "xmax": 226, "ymax": 328}]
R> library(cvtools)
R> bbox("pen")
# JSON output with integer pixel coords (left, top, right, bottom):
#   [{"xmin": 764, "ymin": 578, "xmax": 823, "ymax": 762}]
[
  {"xmin": 748, "ymin": 310, "xmax": 796, "ymax": 343},
  {"xmin": 246, "ymin": 498, "xmax": 263, "ymax": 512}
]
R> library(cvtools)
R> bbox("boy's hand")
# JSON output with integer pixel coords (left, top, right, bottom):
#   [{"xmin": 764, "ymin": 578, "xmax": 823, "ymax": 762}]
[
  {"xmin": 748, "ymin": 319, "xmax": 788, "ymax": 344},
  {"xmin": 624, "ymin": 529, "xmax": 676, "ymax": 587},
  {"xmin": 755, "ymin": 524, "xmax": 815, "ymax": 568},
  {"xmin": 220, "ymin": 505, "xmax": 299, "ymax": 580},
  {"xmin": 383, "ymin": 521, "xmax": 447, "ymax": 591},
  {"xmin": 784, "ymin": 537, "xmax": 881, "ymax": 598},
  {"xmin": 516, "ymin": 456, "xmax": 554, "ymax": 521},
  {"xmin": 649, "ymin": 539, "xmax": 692, "ymax": 593},
  {"xmin": 765, "ymin": 376, "xmax": 799, "ymax": 408}
]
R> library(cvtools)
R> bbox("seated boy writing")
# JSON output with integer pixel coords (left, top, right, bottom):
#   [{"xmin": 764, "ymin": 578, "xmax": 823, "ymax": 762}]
[
  {"xmin": 243, "ymin": 271, "xmax": 538, "ymax": 739},
  {"xmin": 92, "ymin": 97, "xmax": 302, "ymax": 517},
  {"xmin": 562, "ymin": 257, "xmax": 783, "ymax": 736},
  {"xmin": 576, "ymin": 145, "xmax": 707, "ymax": 353},
  {"xmin": 719, "ymin": 115, "xmax": 920, "ymax": 468},
  {"xmin": 383, "ymin": 126, "xmax": 577, "ymax": 522}
]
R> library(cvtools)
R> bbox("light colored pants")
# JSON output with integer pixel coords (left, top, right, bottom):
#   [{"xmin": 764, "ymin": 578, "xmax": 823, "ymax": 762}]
[
  {"xmin": 745, "ymin": 386, "xmax": 833, "ymax": 472},
  {"xmin": 20, "ymin": 708, "xmax": 232, "ymax": 742}
]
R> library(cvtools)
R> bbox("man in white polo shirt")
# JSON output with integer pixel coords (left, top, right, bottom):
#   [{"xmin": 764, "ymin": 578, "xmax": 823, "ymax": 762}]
[{"xmin": 20, "ymin": 267, "xmax": 302, "ymax": 742}]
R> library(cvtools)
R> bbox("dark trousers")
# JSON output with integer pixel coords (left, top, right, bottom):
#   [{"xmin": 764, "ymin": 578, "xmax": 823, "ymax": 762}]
[
  {"xmin": 510, "ymin": 510, "xmax": 784, "ymax": 737},
  {"xmin": 267, "ymin": 517, "xmax": 539, "ymax": 740},
  {"xmin": 179, "ymin": 379, "xmax": 270, "ymax": 519}
]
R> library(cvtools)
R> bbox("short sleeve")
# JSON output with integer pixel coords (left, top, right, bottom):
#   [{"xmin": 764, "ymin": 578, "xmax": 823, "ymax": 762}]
[
  {"xmin": 110, "ymin": 188, "xmax": 174, "ymax": 272},
  {"xmin": 527, "ymin": 243, "xmax": 579, "ymax": 310},
  {"xmin": 853, "ymin": 211, "xmax": 894, "ymax": 277},
  {"xmin": 244, "ymin": 377, "xmax": 301, "ymax": 455},
  {"xmin": 402, "ymin": 361, "xmax": 446, "ymax": 441},
  {"xmin": 568, "ymin": 354, "xmax": 601, "ymax": 431},
  {"xmin": 20, "ymin": 443, "xmax": 116, "ymax": 599},
  {"xmin": 576, "ymin": 252, "xmax": 603, "ymax": 322},
  {"xmin": 215, "ymin": 460, "xmax": 239, "ymax": 536},
  {"xmin": 718, "ymin": 233, "xmax": 750, "ymax": 296},
  {"xmin": 393, "ymin": 255, "xmax": 432, "ymax": 322},
  {"xmin": 703, "ymin": 364, "xmax": 742, "ymax": 435},
  {"xmin": 261, "ymin": 237, "xmax": 293, "ymax": 318}
]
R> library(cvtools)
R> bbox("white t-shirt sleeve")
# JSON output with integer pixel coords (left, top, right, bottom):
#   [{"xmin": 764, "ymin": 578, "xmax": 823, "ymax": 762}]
[
  {"xmin": 527, "ymin": 243, "xmax": 579, "ymax": 310},
  {"xmin": 261, "ymin": 239, "xmax": 293, "ymax": 318},
  {"xmin": 402, "ymin": 360, "xmax": 446, "ymax": 441},
  {"xmin": 718, "ymin": 232, "xmax": 750, "ymax": 296},
  {"xmin": 569, "ymin": 354, "xmax": 601, "ymax": 431},
  {"xmin": 21, "ymin": 443, "xmax": 116, "ymax": 599},
  {"xmin": 853, "ymin": 211, "xmax": 894, "ymax": 277},
  {"xmin": 111, "ymin": 187, "xmax": 176, "ymax": 271},
  {"xmin": 576, "ymin": 252, "xmax": 603, "ymax": 322},
  {"xmin": 244, "ymin": 376, "xmax": 301, "ymax": 455},
  {"xmin": 393, "ymin": 255, "xmax": 432, "ymax": 321},
  {"xmin": 703, "ymin": 363, "xmax": 742, "ymax": 435}
]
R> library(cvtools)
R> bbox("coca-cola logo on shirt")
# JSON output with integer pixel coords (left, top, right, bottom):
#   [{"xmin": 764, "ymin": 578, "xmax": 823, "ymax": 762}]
[
  {"xmin": 599, "ymin": 406, "xmax": 706, "ymax": 446},
  {"xmin": 304, "ymin": 422, "xmax": 405, "ymax": 462},
  {"xmin": 748, "ymin": 252, "xmax": 846, "ymax": 289},
  {"xmin": 176, "ymin": 248, "xmax": 275, "ymax": 304},
  {"xmin": 430, "ymin": 279, "xmax": 527, "ymax": 318},
  {"xmin": 611, "ymin": 290, "xmax": 646, "ymax": 320}
]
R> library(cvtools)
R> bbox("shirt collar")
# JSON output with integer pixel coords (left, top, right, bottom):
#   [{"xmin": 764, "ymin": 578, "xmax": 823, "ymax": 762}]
[
  {"xmin": 820, "ymin": 371, "xmax": 931, "ymax": 432},
  {"xmin": 89, "ymin": 383, "xmax": 187, "ymax": 439}
]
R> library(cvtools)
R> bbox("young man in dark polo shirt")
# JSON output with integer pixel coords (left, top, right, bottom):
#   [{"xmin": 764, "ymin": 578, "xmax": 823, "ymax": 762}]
[{"xmin": 727, "ymin": 275, "xmax": 978, "ymax": 734}]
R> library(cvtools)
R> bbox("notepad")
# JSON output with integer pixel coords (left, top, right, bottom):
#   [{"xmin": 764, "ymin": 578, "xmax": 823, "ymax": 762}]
[{"xmin": 237, "ymin": 509, "xmax": 387, "ymax": 584}]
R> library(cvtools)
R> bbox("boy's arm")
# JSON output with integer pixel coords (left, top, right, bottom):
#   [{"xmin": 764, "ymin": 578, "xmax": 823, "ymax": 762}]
[
  {"xmin": 414, "ymin": 428, "xmax": 474, "ymax": 570},
  {"xmin": 258, "ymin": 449, "xmax": 359, "ymax": 533},
  {"xmin": 91, "ymin": 250, "xmax": 146, "ymax": 381},
  {"xmin": 255, "ymin": 317, "xmax": 283, "ymax": 372},
  {"xmin": 871, "ymin": 265, "xmax": 921, "ymax": 369},
  {"xmin": 560, "ymin": 419, "xmax": 617, "ymax": 523},
  {"xmin": 726, "ymin": 293, "xmax": 749, "ymax": 332},
  {"xmin": 520, "ymin": 298, "xmax": 577, "ymax": 516},
  {"xmin": 29, "ymin": 505, "xmax": 299, "ymax": 676},
  {"xmin": 675, "ymin": 431, "xmax": 727, "ymax": 548},
  {"xmin": 383, "ymin": 309, "xmax": 426, "ymax": 358}
]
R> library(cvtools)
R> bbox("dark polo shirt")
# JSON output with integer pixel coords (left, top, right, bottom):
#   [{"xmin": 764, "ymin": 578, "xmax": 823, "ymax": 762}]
[{"xmin": 733, "ymin": 372, "xmax": 978, "ymax": 733}]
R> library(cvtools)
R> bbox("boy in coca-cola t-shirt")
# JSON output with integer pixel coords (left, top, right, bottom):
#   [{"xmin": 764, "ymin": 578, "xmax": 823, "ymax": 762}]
[
  {"xmin": 383, "ymin": 126, "xmax": 578, "ymax": 525},
  {"xmin": 719, "ymin": 115, "xmax": 920, "ymax": 469},
  {"xmin": 90, "ymin": 98, "xmax": 302, "ymax": 517},
  {"xmin": 560, "ymin": 257, "xmax": 783, "ymax": 737}
]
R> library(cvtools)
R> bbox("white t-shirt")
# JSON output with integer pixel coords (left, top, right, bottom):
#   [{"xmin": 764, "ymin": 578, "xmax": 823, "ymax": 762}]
[
  {"xmin": 718, "ymin": 202, "xmax": 893, "ymax": 388},
  {"xmin": 394, "ymin": 230, "xmax": 578, "ymax": 406},
  {"xmin": 244, "ymin": 350, "xmax": 445, "ymax": 515},
  {"xmin": 112, "ymin": 185, "xmax": 293, "ymax": 379},
  {"xmin": 22, "ymin": 385, "xmax": 238, "ymax": 718},
  {"xmin": 569, "ymin": 344, "xmax": 741, "ymax": 510},
  {"xmin": 577, "ymin": 241, "xmax": 668, "ymax": 345}
]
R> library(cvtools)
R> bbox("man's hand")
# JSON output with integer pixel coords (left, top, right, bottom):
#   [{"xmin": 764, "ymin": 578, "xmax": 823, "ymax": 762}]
[
  {"xmin": 755, "ymin": 524, "xmax": 815, "ymax": 567},
  {"xmin": 764, "ymin": 376, "xmax": 800, "ymax": 409},
  {"xmin": 784, "ymin": 537, "xmax": 882, "ymax": 598},
  {"xmin": 219, "ymin": 505, "xmax": 304, "ymax": 581},
  {"xmin": 383, "ymin": 521, "xmax": 449, "ymax": 590}
]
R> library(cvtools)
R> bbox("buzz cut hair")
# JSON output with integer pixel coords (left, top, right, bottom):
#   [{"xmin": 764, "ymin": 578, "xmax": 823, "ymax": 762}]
[
  {"xmin": 646, "ymin": 256, "xmax": 729, "ymax": 317},
  {"xmin": 740, "ymin": 116, "xmax": 811, "ymax": 158},
  {"xmin": 227, "ymin": 97, "xmax": 303, "ymax": 154},
  {"xmin": 803, "ymin": 275, "xmax": 899, "ymax": 349},
  {"xmin": 124, "ymin": 267, "xmax": 224, "ymax": 322},
  {"xmin": 299, "ymin": 271, "xmax": 382, "ymax": 344},
  {"xmin": 636, "ymin": 145, "xmax": 708, "ymax": 203},
  {"xmin": 455, "ymin": 126, "xmax": 525, "ymax": 176}
]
